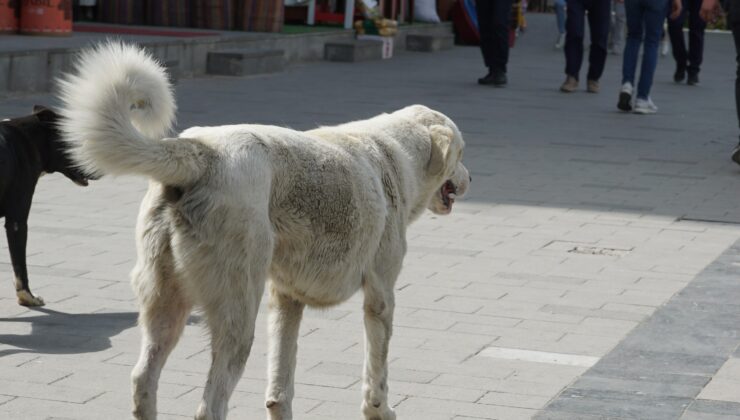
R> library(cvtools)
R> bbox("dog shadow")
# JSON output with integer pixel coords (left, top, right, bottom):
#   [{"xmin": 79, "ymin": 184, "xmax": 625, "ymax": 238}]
[{"xmin": 0, "ymin": 307, "xmax": 138, "ymax": 357}]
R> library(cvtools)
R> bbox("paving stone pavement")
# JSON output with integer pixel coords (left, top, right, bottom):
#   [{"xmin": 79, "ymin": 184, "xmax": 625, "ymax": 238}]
[{"xmin": 1, "ymin": 13, "xmax": 740, "ymax": 420}]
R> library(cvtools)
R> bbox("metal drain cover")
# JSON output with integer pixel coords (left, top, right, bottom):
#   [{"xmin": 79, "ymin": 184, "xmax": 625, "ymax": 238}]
[
  {"xmin": 542, "ymin": 241, "xmax": 632, "ymax": 257},
  {"xmin": 568, "ymin": 245, "xmax": 630, "ymax": 257}
]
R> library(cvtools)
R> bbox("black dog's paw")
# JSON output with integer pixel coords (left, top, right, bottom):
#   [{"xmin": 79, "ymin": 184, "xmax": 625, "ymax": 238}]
[{"xmin": 16, "ymin": 290, "xmax": 45, "ymax": 307}]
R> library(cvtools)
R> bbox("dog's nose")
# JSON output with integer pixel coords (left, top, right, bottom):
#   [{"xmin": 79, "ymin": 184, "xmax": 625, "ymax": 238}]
[{"xmin": 469, "ymin": 175, "xmax": 472, "ymax": 183}]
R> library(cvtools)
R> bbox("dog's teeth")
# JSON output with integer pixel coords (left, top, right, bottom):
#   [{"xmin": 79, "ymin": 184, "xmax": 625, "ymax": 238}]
[{"xmin": 448, "ymin": 193, "xmax": 456, "ymax": 199}]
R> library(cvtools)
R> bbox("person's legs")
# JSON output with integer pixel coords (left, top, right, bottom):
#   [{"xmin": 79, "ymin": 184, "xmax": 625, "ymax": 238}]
[
  {"xmin": 476, "ymin": 0, "xmax": 495, "ymax": 70},
  {"xmin": 490, "ymin": 0, "xmax": 513, "ymax": 75},
  {"xmin": 618, "ymin": 0, "xmax": 642, "ymax": 110},
  {"xmin": 729, "ymin": 2, "xmax": 740, "ymax": 126},
  {"xmin": 660, "ymin": 19, "xmax": 670, "ymax": 55},
  {"xmin": 555, "ymin": 0, "xmax": 567, "ymax": 48},
  {"xmin": 729, "ymin": 2, "xmax": 740, "ymax": 162},
  {"xmin": 621, "ymin": 0, "xmax": 643, "ymax": 86},
  {"xmin": 667, "ymin": 0, "xmax": 688, "ymax": 79},
  {"xmin": 555, "ymin": 0, "xmax": 567, "ymax": 34},
  {"xmin": 565, "ymin": 0, "xmax": 587, "ymax": 78},
  {"xmin": 636, "ymin": 0, "xmax": 669, "ymax": 98},
  {"xmin": 610, "ymin": 0, "xmax": 627, "ymax": 52},
  {"xmin": 586, "ymin": 0, "xmax": 612, "ymax": 81},
  {"xmin": 686, "ymin": 0, "xmax": 706, "ymax": 79}
]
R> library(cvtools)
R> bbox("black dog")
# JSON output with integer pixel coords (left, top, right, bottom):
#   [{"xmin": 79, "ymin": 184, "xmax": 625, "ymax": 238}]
[{"xmin": 0, "ymin": 106, "xmax": 93, "ymax": 306}]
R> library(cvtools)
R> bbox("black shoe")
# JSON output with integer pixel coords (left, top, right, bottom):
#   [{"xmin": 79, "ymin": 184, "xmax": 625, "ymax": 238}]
[
  {"xmin": 674, "ymin": 67, "xmax": 686, "ymax": 83},
  {"xmin": 687, "ymin": 73, "xmax": 699, "ymax": 86},
  {"xmin": 478, "ymin": 71, "xmax": 507, "ymax": 86},
  {"xmin": 732, "ymin": 142, "xmax": 740, "ymax": 165},
  {"xmin": 617, "ymin": 91, "xmax": 632, "ymax": 111}
]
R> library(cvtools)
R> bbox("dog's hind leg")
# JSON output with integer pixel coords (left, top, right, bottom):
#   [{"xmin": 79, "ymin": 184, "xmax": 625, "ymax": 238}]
[
  {"xmin": 130, "ymin": 247, "xmax": 191, "ymax": 420},
  {"xmin": 194, "ymin": 230, "xmax": 271, "ymax": 420},
  {"xmin": 131, "ymin": 188, "xmax": 192, "ymax": 420},
  {"xmin": 361, "ymin": 267, "xmax": 400, "ymax": 420},
  {"xmin": 265, "ymin": 283, "xmax": 305, "ymax": 420},
  {"xmin": 194, "ymin": 278, "xmax": 265, "ymax": 420}
]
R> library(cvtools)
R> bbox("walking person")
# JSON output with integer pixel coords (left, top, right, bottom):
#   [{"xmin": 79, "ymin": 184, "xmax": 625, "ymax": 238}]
[
  {"xmin": 660, "ymin": 24, "xmax": 671, "ymax": 55},
  {"xmin": 476, "ymin": 0, "xmax": 514, "ymax": 86},
  {"xmin": 669, "ymin": 0, "xmax": 707, "ymax": 84},
  {"xmin": 560, "ymin": 0, "xmax": 612, "ymax": 93},
  {"xmin": 700, "ymin": 0, "xmax": 740, "ymax": 162},
  {"xmin": 609, "ymin": 0, "xmax": 627, "ymax": 54},
  {"xmin": 554, "ymin": 0, "xmax": 567, "ymax": 48},
  {"xmin": 618, "ymin": 0, "xmax": 682, "ymax": 113}
]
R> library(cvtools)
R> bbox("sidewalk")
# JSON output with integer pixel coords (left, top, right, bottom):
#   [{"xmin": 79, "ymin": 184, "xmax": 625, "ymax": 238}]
[{"xmin": 1, "ymin": 13, "xmax": 739, "ymax": 419}]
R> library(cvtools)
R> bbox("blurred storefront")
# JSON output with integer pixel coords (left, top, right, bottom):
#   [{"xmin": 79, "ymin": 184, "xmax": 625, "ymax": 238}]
[{"xmin": 76, "ymin": 0, "xmax": 284, "ymax": 32}]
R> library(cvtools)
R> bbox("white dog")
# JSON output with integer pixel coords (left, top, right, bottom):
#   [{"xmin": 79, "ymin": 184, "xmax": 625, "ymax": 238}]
[{"xmin": 58, "ymin": 42, "xmax": 470, "ymax": 420}]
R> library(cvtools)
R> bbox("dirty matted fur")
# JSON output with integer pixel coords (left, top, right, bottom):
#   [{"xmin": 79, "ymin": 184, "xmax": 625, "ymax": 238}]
[{"xmin": 58, "ymin": 42, "xmax": 470, "ymax": 420}]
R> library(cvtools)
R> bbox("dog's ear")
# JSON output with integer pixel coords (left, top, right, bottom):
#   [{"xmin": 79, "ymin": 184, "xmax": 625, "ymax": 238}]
[
  {"xmin": 32, "ymin": 105, "xmax": 58, "ymax": 123},
  {"xmin": 427, "ymin": 124, "xmax": 454, "ymax": 175}
]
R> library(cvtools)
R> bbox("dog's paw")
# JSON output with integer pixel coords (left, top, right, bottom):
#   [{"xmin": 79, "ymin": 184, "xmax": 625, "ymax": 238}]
[
  {"xmin": 266, "ymin": 398, "xmax": 292, "ymax": 420},
  {"xmin": 362, "ymin": 401, "xmax": 396, "ymax": 420},
  {"xmin": 16, "ymin": 290, "xmax": 45, "ymax": 307}
]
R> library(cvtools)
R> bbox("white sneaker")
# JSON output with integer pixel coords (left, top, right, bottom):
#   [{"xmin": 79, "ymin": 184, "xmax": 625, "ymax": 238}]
[
  {"xmin": 660, "ymin": 38, "xmax": 669, "ymax": 56},
  {"xmin": 554, "ymin": 33, "xmax": 565, "ymax": 49},
  {"xmin": 633, "ymin": 97, "xmax": 658, "ymax": 114},
  {"xmin": 617, "ymin": 82, "xmax": 633, "ymax": 111}
]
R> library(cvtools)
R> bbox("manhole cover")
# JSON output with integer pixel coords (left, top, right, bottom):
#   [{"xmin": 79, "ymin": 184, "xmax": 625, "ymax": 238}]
[
  {"xmin": 568, "ymin": 245, "xmax": 630, "ymax": 257},
  {"xmin": 542, "ymin": 241, "xmax": 632, "ymax": 257}
]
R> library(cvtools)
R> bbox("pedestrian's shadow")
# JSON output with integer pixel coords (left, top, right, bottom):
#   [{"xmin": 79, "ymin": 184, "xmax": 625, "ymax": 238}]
[{"xmin": 0, "ymin": 307, "xmax": 138, "ymax": 357}]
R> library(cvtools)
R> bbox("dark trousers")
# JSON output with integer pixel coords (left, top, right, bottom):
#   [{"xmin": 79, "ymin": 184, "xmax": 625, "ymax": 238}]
[
  {"xmin": 668, "ymin": 0, "xmax": 706, "ymax": 75},
  {"xmin": 731, "ymin": 0, "xmax": 740, "ymax": 129},
  {"xmin": 564, "ymin": 0, "xmax": 611, "ymax": 81},
  {"xmin": 476, "ymin": 0, "xmax": 513, "ymax": 73}
]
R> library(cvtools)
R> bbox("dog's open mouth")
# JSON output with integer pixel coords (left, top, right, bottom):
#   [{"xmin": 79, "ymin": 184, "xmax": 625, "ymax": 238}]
[{"xmin": 440, "ymin": 180, "xmax": 457, "ymax": 211}]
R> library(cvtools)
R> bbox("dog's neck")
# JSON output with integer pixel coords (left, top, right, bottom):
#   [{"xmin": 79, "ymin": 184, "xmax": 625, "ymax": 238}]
[{"xmin": 382, "ymin": 132, "xmax": 443, "ymax": 224}]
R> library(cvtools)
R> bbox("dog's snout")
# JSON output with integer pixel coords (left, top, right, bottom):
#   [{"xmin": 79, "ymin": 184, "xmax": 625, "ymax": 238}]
[{"xmin": 469, "ymin": 174, "xmax": 472, "ymax": 183}]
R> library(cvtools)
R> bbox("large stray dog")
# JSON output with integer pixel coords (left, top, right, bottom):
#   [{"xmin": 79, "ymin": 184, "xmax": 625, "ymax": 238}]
[
  {"xmin": 58, "ymin": 42, "xmax": 470, "ymax": 420},
  {"xmin": 0, "ymin": 106, "xmax": 92, "ymax": 307}
]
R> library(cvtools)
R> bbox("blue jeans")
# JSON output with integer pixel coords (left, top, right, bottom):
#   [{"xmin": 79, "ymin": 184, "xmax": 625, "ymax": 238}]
[
  {"xmin": 555, "ymin": 0, "xmax": 566, "ymax": 34},
  {"xmin": 622, "ymin": 0, "xmax": 668, "ymax": 99}
]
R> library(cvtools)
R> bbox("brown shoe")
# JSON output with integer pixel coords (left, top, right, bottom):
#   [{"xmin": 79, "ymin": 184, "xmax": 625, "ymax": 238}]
[
  {"xmin": 587, "ymin": 79, "xmax": 600, "ymax": 93},
  {"xmin": 560, "ymin": 76, "xmax": 578, "ymax": 93}
]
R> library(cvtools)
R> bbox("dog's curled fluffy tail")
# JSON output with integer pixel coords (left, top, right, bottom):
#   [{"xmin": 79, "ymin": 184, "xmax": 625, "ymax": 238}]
[{"xmin": 58, "ymin": 41, "xmax": 206, "ymax": 185}]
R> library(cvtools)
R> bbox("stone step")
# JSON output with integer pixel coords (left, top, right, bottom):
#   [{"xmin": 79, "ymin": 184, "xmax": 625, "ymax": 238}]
[
  {"xmin": 206, "ymin": 49, "xmax": 285, "ymax": 76},
  {"xmin": 324, "ymin": 41, "xmax": 383, "ymax": 62},
  {"xmin": 406, "ymin": 34, "xmax": 454, "ymax": 52}
]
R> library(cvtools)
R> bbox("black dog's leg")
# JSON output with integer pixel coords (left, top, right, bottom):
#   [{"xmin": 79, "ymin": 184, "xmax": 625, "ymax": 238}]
[{"xmin": 5, "ymin": 199, "xmax": 44, "ymax": 307}]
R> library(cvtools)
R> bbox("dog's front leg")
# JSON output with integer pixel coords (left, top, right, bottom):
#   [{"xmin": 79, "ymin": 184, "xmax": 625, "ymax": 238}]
[
  {"xmin": 361, "ymin": 272, "xmax": 397, "ymax": 420},
  {"xmin": 265, "ymin": 283, "xmax": 304, "ymax": 420},
  {"xmin": 5, "ymin": 217, "xmax": 44, "ymax": 307}
]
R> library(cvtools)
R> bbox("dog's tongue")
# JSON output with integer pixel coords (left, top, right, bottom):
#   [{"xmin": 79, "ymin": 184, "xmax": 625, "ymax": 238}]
[{"xmin": 442, "ymin": 181, "xmax": 456, "ymax": 208}]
